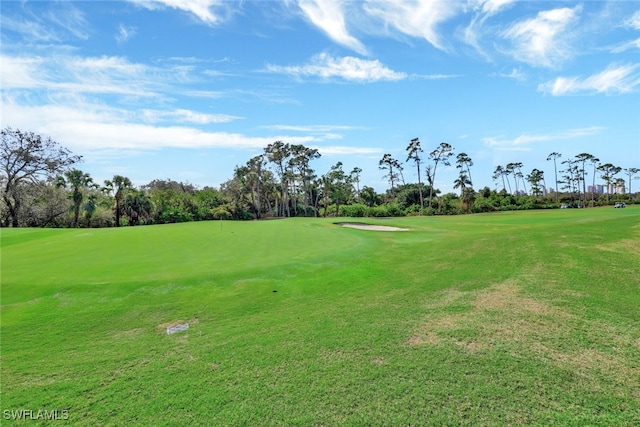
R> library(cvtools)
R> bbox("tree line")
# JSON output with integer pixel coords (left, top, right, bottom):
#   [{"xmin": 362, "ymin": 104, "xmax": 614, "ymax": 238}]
[{"xmin": 1, "ymin": 127, "xmax": 638, "ymax": 228}]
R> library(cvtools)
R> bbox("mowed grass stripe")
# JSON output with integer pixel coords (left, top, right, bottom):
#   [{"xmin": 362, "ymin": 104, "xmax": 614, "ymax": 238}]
[{"xmin": 1, "ymin": 208, "xmax": 639, "ymax": 425}]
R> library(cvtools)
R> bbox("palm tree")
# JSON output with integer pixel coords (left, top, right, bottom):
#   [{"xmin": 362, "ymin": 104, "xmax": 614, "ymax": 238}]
[
  {"xmin": 456, "ymin": 152, "xmax": 473, "ymax": 187},
  {"xmin": 104, "ymin": 175, "xmax": 132, "ymax": 227},
  {"xmin": 124, "ymin": 190, "xmax": 154, "ymax": 225},
  {"xmin": 57, "ymin": 169, "xmax": 94, "ymax": 227},
  {"xmin": 406, "ymin": 138, "xmax": 425, "ymax": 214},
  {"xmin": 427, "ymin": 142, "xmax": 454, "ymax": 212},
  {"xmin": 453, "ymin": 172, "xmax": 472, "ymax": 212},
  {"xmin": 83, "ymin": 194, "xmax": 98, "ymax": 226},
  {"xmin": 547, "ymin": 152, "xmax": 562, "ymax": 203}
]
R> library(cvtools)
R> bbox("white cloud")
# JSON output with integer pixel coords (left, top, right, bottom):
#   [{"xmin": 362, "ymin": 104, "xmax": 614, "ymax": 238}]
[
  {"xmin": 464, "ymin": 0, "xmax": 515, "ymax": 58},
  {"xmin": 502, "ymin": 6, "xmax": 580, "ymax": 68},
  {"xmin": 312, "ymin": 145, "xmax": 382, "ymax": 156},
  {"xmin": 0, "ymin": 15, "xmax": 60, "ymax": 42},
  {"xmin": 129, "ymin": 0, "xmax": 227, "ymax": 25},
  {"xmin": 482, "ymin": 127, "xmax": 606, "ymax": 151},
  {"xmin": 264, "ymin": 124, "xmax": 363, "ymax": 133},
  {"xmin": 297, "ymin": 0, "xmax": 367, "ymax": 55},
  {"xmin": 624, "ymin": 10, "xmax": 640, "ymax": 29},
  {"xmin": 363, "ymin": 0, "xmax": 462, "ymax": 51},
  {"xmin": 538, "ymin": 64, "xmax": 640, "ymax": 95},
  {"xmin": 141, "ymin": 109, "xmax": 243, "ymax": 124},
  {"xmin": 1, "ymin": 2, "xmax": 90, "ymax": 42},
  {"xmin": 478, "ymin": 0, "xmax": 516, "ymax": 16},
  {"xmin": 0, "ymin": 55, "xmax": 47, "ymax": 88},
  {"xmin": 265, "ymin": 53, "xmax": 406, "ymax": 82},
  {"xmin": 0, "ymin": 53, "xmax": 187, "ymax": 99},
  {"xmin": 611, "ymin": 38, "xmax": 640, "ymax": 54},
  {"xmin": 492, "ymin": 68, "xmax": 526, "ymax": 81},
  {"xmin": 116, "ymin": 24, "xmax": 137, "ymax": 44},
  {"xmin": 0, "ymin": 101, "xmax": 313, "ymax": 153}
]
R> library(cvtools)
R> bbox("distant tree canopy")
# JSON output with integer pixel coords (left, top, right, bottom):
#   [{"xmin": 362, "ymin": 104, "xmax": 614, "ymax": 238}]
[
  {"xmin": 1, "ymin": 127, "xmax": 638, "ymax": 228},
  {"xmin": 1, "ymin": 128, "xmax": 81, "ymax": 227}
]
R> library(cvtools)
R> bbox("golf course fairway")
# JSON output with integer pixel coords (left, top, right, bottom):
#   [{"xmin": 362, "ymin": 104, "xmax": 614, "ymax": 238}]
[{"xmin": 1, "ymin": 207, "xmax": 639, "ymax": 425}]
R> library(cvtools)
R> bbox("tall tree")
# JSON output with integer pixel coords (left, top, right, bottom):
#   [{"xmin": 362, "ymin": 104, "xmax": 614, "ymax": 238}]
[
  {"xmin": 624, "ymin": 167, "xmax": 639, "ymax": 201},
  {"xmin": 247, "ymin": 155, "xmax": 266, "ymax": 219},
  {"xmin": 526, "ymin": 168, "xmax": 545, "ymax": 198},
  {"xmin": 57, "ymin": 169, "xmax": 94, "ymax": 227},
  {"xmin": 264, "ymin": 141, "xmax": 292, "ymax": 217},
  {"xmin": 588, "ymin": 156, "xmax": 600, "ymax": 206},
  {"xmin": 103, "ymin": 175, "xmax": 132, "ymax": 227},
  {"xmin": 546, "ymin": 152, "xmax": 562, "ymax": 203},
  {"xmin": 324, "ymin": 162, "xmax": 352, "ymax": 216},
  {"xmin": 511, "ymin": 162, "xmax": 527, "ymax": 195},
  {"xmin": 427, "ymin": 142, "xmax": 454, "ymax": 212},
  {"xmin": 350, "ymin": 167, "xmax": 362, "ymax": 198},
  {"xmin": 290, "ymin": 145, "xmax": 320, "ymax": 216},
  {"xmin": 561, "ymin": 159, "xmax": 580, "ymax": 204},
  {"xmin": 455, "ymin": 152, "xmax": 474, "ymax": 187},
  {"xmin": 379, "ymin": 153, "xmax": 403, "ymax": 201},
  {"xmin": 597, "ymin": 163, "xmax": 622, "ymax": 202},
  {"xmin": 1, "ymin": 127, "xmax": 81, "ymax": 227},
  {"xmin": 505, "ymin": 163, "xmax": 516, "ymax": 195},
  {"xmin": 575, "ymin": 153, "xmax": 595, "ymax": 206},
  {"xmin": 492, "ymin": 165, "xmax": 507, "ymax": 192},
  {"xmin": 406, "ymin": 137, "xmax": 425, "ymax": 214}
]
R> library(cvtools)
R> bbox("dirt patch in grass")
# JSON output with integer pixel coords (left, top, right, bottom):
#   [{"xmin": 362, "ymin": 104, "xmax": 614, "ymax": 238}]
[
  {"xmin": 408, "ymin": 282, "xmax": 638, "ymax": 390},
  {"xmin": 336, "ymin": 222, "xmax": 409, "ymax": 231},
  {"xmin": 595, "ymin": 238, "xmax": 640, "ymax": 254}
]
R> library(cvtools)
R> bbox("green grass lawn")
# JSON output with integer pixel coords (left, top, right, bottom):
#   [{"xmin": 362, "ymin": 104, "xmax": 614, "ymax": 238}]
[{"xmin": 2, "ymin": 207, "xmax": 639, "ymax": 425}]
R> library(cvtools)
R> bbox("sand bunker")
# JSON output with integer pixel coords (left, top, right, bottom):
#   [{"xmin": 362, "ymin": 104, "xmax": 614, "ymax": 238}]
[{"xmin": 337, "ymin": 222, "xmax": 408, "ymax": 231}]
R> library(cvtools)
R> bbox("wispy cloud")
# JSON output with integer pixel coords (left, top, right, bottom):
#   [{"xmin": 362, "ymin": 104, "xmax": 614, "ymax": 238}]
[
  {"xmin": 501, "ymin": 6, "xmax": 580, "ymax": 68},
  {"xmin": 128, "ymin": 0, "xmax": 228, "ymax": 25},
  {"xmin": 43, "ymin": 2, "xmax": 91, "ymax": 40},
  {"xmin": 492, "ymin": 68, "xmax": 526, "ymax": 81},
  {"xmin": 265, "ymin": 53, "xmax": 406, "ymax": 82},
  {"xmin": 116, "ymin": 24, "xmax": 137, "ymax": 44},
  {"xmin": 363, "ymin": 0, "xmax": 461, "ymax": 51},
  {"xmin": 538, "ymin": 64, "xmax": 640, "ymax": 95},
  {"xmin": 611, "ymin": 38, "xmax": 640, "ymax": 54},
  {"xmin": 0, "ymin": 2, "xmax": 91, "ymax": 42},
  {"xmin": 464, "ymin": 0, "xmax": 516, "ymax": 58},
  {"xmin": 0, "ymin": 53, "xmax": 189, "ymax": 98},
  {"xmin": 141, "ymin": 109, "xmax": 243, "ymax": 124},
  {"xmin": 311, "ymin": 145, "xmax": 382, "ymax": 156},
  {"xmin": 624, "ymin": 10, "xmax": 640, "ymax": 30},
  {"xmin": 264, "ymin": 124, "xmax": 363, "ymax": 133},
  {"xmin": 482, "ymin": 126, "xmax": 605, "ymax": 151},
  {"xmin": 0, "ymin": 100, "xmax": 313, "ymax": 152},
  {"xmin": 297, "ymin": 0, "xmax": 367, "ymax": 55}
]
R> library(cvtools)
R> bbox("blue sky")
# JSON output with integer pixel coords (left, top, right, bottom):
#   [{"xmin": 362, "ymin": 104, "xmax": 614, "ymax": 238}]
[{"xmin": 1, "ymin": 0, "xmax": 639, "ymax": 194}]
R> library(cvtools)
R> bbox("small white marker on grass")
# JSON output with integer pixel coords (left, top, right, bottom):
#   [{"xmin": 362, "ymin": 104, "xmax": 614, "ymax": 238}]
[{"xmin": 166, "ymin": 323, "xmax": 189, "ymax": 335}]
